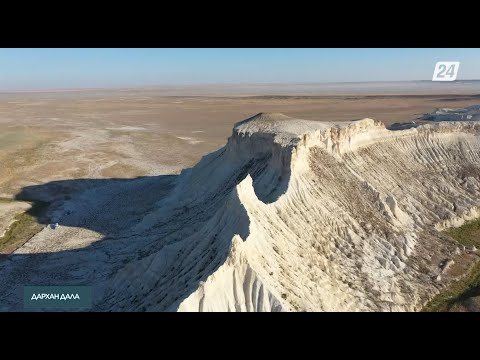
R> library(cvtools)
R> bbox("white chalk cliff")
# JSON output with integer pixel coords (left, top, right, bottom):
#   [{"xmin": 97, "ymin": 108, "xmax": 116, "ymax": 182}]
[{"xmin": 99, "ymin": 112, "xmax": 480, "ymax": 312}]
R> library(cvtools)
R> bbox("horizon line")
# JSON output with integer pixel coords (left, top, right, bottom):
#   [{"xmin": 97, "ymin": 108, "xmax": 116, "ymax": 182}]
[{"xmin": 3, "ymin": 79, "xmax": 480, "ymax": 93}]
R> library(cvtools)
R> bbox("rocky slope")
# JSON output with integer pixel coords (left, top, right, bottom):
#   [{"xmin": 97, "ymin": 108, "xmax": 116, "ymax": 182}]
[
  {"xmin": 421, "ymin": 105, "xmax": 480, "ymax": 122},
  {"xmin": 93, "ymin": 111, "xmax": 480, "ymax": 312}
]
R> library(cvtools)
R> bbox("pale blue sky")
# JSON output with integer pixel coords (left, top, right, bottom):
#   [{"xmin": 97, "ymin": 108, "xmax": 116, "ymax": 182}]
[{"xmin": 0, "ymin": 48, "xmax": 479, "ymax": 90}]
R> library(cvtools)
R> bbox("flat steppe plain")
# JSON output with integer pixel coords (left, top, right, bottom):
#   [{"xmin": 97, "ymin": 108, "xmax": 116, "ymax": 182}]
[{"xmin": 0, "ymin": 85, "xmax": 478, "ymax": 245}]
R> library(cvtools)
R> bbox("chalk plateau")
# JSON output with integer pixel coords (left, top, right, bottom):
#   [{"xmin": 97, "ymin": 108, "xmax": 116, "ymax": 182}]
[{"xmin": 95, "ymin": 111, "xmax": 480, "ymax": 311}]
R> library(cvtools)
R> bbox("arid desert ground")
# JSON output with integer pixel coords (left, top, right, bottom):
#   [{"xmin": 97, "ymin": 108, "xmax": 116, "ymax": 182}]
[
  {"xmin": 2, "ymin": 86, "xmax": 480, "ymax": 198},
  {"xmin": 1, "ymin": 83, "xmax": 480, "ymax": 312},
  {"xmin": 0, "ymin": 86, "xmax": 478, "ymax": 246}
]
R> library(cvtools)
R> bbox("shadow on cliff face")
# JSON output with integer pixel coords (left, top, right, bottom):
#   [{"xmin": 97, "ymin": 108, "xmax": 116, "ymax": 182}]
[
  {"xmin": 234, "ymin": 156, "xmax": 291, "ymax": 204},
  {"xmin": 0, "ymin": 172, "xmax": 251, "ymax": 311},
  {"xmin": 237, "ymin": 151, "xmax": 292, "ymax": 204},
  {"xmin": 0, "ymin": 134, "xmax": 294, "ymax": 311}
]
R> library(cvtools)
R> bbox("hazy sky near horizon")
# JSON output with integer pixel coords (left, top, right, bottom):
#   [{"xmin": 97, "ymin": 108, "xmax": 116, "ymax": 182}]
[{"xmin": 1, "ymin": 48, "xmax": 479, "ymax": 89}]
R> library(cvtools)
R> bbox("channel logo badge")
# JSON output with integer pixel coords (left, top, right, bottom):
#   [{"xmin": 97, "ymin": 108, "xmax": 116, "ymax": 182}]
[{"xmin": 432, "ymin": 61, "xmax": 460, "ymax": 82}]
